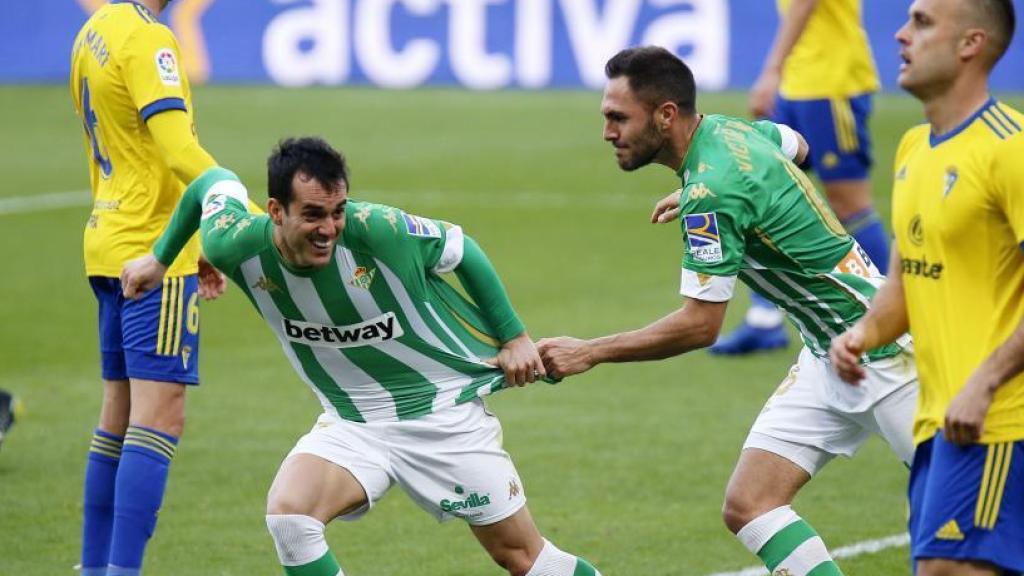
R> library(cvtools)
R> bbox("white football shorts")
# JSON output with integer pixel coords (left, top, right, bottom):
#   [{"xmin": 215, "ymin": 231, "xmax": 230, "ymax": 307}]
[
  {"xmin": 287, "ymin": 398, "xmax": 527, "ymax": 526},
  {"xmin": 744, "ymin": 346, "xmax": 919, "ymax": 476}
]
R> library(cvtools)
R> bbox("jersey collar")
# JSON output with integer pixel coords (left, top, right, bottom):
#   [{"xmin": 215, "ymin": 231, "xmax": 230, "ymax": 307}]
[
  {"xmin": 111, "ymin": 0, "xmax": 156, "ymax": 19},
  {"xmin": 677, "ymin": 114, "xmax": 709, "ymax": 180},
  {"xmin": 929, "ymin": 96, "xmax": 996, "ymax": 148}
]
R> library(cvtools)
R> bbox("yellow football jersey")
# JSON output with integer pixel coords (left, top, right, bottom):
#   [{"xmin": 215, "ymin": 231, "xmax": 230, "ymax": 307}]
[
  {"xmin": 70, "ymin": 0, "xmax": 200, "ymax": 277},
  {"xmin": 776, "ymin": 0, "xmax": 879, "ymax": 99},
  {"xmin": 891, "ymin": 100, "xmax": 1024, "ymax": 445}
]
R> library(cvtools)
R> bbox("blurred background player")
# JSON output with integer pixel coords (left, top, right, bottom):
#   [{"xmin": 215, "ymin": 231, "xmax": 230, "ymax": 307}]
[
  {"xmin": 831, "ymin": 0, "xmax": 1024, "ymax": 574},
  {"xmin": 713, "ymin": 0, "xmax": 890, "ymax": 355},
  {"xmin": 0, "ymin": 388, "xmax": 21, "ymax": 452},
  {"xmin": 69, "ymin": 0, "xmax": 225, "ymax": 574}
]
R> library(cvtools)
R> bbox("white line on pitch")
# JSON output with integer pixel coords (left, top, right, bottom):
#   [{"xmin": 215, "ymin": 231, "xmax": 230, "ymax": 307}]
[
  {"xmin": 0, "ymin": 187, "xmax": 644, "ymax": 217},
  {"xmin": 0, "ymin": 190, "xmax": 91, "ymax": 215},
  {"xmin": 706, "ymin": 533, "xmax": 910, "ymax": 576}
]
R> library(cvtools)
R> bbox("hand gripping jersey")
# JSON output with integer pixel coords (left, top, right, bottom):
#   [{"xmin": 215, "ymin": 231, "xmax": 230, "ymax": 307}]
[
  {"xmin": 892, "ymin": 100, "xmax": 1024, "ymax": 445},
  {"xmin": 677, "ymin": 115, "xmax": 905, "ymax": 362},
  {"xmin": 156, "ymin": 168, "xmax": 519, "ymax": 423},
  {"xmin": 70, "ymin": 0, "xmax": 201, "ymax": 277}
]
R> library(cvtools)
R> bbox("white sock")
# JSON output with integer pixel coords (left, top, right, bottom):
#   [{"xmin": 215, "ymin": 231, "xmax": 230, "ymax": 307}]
[
  {"xmin": 525, "ymin": 539, "xmax": 601, "ymax": 576},
  {"xmin": 745, "ymin": 305, "xmax": 785, "ymax": 328},
  {"xmin": 265, "ymin": 514, "xmax": 335, "ymax": 568},
  {"xmin": 736, "ymin": 506, "xmax": 840, "ymax": 576}
]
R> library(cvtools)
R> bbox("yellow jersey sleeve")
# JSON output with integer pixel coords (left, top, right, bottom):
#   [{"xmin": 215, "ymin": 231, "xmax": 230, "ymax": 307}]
[
  {"xmin": 991, "ymin": 134, "xmax": 1024, "ymax": 246},
  {"xmin": 121, "ymin": 23, "xmax": 189, "ymax": 121}
]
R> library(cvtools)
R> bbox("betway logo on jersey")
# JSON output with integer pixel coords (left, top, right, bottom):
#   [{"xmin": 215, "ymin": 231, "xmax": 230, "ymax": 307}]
[{"xmin": 281, "ymin": 313, "xmax": 403, "ymax": 348}]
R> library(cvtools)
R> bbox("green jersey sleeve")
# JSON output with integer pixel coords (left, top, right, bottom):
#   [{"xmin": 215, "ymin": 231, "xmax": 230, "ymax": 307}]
[
  {"xmin": 752, "ymin": 119, "xmax": 801, "ymax": 162},
  {"xmin": 676, "ymin": 175, "xmax": 758, "ymax": 302},
  {"xmin": 344, "ymin": 203, "xmax": 524, "ymax": 343},
  {"xmin": 153, "ymin": 167, "xmax": 270, "ymax": 275}
]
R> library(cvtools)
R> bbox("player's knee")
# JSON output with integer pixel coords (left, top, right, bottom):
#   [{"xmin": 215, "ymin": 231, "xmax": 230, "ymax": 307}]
[
  {"xmin": 486, "ymin": 544, "xmax": 535, "ymax": 576},
  {"xmin": 266, "ymin": 487, "xmax": 314, "ymax": 516},
  {"xmin": 721, "ymin": 492, "xmax": 758, "ymax": 534},
  {"xmin": 265, "ymin": 514, "xmax": 328, "ymax": 565}
]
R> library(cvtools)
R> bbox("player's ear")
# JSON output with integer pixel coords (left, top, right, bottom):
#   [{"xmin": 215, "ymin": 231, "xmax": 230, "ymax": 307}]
[
  {"xmin": 959, "ymin": 27, "xmax": 987, "ymax": 62},
  {"xmin": 657, "ymin": 102, "xmax": 677, "ymax": 130},
  {"xmin": 267, "ymin": 197, "xmax": 285, "ymax": 225}
]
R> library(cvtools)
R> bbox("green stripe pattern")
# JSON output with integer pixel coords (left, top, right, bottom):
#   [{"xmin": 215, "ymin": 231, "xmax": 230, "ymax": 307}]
[
  {"xmin": 282, "ymin": 551, "xmax": 341, "ymax": 576},
  {"xmin": 573, "ymin": 557, "xmax": 600, "ymax": 576},
  {"xmin": 233, "ymin": 214, "xmax": 509, "ymax": 423},
  {"xmin": 757, "ymin": 519, "xmax": 843, "ymax": 576}
]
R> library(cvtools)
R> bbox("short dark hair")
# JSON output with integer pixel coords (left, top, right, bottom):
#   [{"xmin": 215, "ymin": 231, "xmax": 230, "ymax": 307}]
[
  {"xmin": 267, "ymin": 137, "xmax": 349, "ymax": 208},
  {"xmin": 972, "ymin": 0, "xmax": 1016, "ymax": 66},
  {"xmin": 604, "ymin": 46, "xmax": 696, "ymax": 114}
]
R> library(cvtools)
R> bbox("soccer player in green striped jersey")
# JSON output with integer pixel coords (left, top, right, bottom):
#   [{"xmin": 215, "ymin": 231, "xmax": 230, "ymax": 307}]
[
  {"xmin": 121, "ymin": 137, "xmax": 600, "ymax": 576},
  {"xmin": 538, "ymin": 47, "xmax": 918, "ymax": 576}
]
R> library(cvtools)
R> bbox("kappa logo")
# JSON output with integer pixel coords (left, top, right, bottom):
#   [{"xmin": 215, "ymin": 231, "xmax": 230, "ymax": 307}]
[
  {"xmin": 684, "ymin": 212, "xmax": 724, "ymax": 264},
  {"xmin": 213, "ymin": 213, "xmax": 236, "ymax": 231},
  {"xmin": 508, "ymin": 478, "xmax": 521, "ymax": 500},
  {"xmin": 252, "ymin": 276, "xmax": 280, "ymax": 293},
  {"xmin": 154, "ymin": 48, "xmax": 180, "ymax": 86},
  {"xmin": 688, "ymin": 183, "xmax": 716, "ymax": 201},
  {"xmin": 282, "ymin": 312, "xmax": 403, "ymax": 349},
  {"xmin": 355, "ymin": 205, "xmax": 372, "ymax": 229}
]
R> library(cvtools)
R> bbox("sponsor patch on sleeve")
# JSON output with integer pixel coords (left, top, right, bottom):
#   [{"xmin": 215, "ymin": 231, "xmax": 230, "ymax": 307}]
[
  {"xmin": 155, "ymin": 48, "xmax": 181, "ymax": 86},
  {"xmin": 201, "ymin": 195, "xmax": 227, "ymax": 220},
  {"xmin": 684, "ymin": 212, "xmax": 724, "ymax": 264},
  {"xmin": 403, "ymin": 213, "xmax": 442, "ymax": 238}
]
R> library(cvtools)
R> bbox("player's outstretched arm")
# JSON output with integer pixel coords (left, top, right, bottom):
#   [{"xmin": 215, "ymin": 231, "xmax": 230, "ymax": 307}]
[
  {"xmin": 537, "ymin": 298, "xmax": 728, "ymax": 380},
  {"xmin": 452, "ymin": 235, "xmax": 544, "ymax": 385},
  {"xmin": 750, "ymin": 0, "xmax": 819, "ymax": 118},
  {"xmin": 829, "ymin": 245, "xmax": 909, "ymax": 383}
]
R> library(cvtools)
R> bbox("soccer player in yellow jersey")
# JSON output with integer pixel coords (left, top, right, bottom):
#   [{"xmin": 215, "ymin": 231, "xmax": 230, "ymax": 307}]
[
  {"xmin": 716, "ymin": 0, "xmax": 890, "ymax": 354},
  {"xmin": 831, "ymin": 0, "xmax": 1023, "ymax": 573},
  {"xmin": 70, "ymin": 1, "xmax": 224, "ymax": 574}
]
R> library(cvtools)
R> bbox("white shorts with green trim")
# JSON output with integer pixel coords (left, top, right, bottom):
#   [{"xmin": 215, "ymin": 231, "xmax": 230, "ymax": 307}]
[
  {"xmin": 287, "ymin": 398, "xmax": 526, "ymax": 526},
  {"xmin": 744, "ymin": 346, "xmax": 918, "ymax": 476}
]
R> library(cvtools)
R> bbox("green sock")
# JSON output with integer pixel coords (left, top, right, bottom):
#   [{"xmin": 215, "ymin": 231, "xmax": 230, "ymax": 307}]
[{"xmin": 757, "ymin": 519, "xmax": 843, "ymax": 575}]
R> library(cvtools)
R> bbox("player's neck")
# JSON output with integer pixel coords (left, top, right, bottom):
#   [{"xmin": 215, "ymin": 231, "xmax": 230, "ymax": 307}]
[
  {"xmin": 664, "ymin": 113, "xmax": 702, "ymax": 171},
  {"xmin": 136, "ymin": 0, "xmax": 165, "ymax": 16},
  {"xmin": 923, "ymin": 73, "xmax": 991, "ymax": 138}
]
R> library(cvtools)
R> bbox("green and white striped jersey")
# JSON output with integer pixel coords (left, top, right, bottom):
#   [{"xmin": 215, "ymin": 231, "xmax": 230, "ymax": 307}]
[
  {"xmin": 676, "ymin": 115, "xmax": 906, "ymax": 360},
  {"xmin": 158, "ymin": 168, "xmax": 522, "ymax": 423}
]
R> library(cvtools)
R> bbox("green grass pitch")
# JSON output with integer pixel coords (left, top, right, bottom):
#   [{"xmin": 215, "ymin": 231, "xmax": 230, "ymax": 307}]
[{"xmin": 1, "ymin": 86, "xmax": 1021, "ymax": 575}]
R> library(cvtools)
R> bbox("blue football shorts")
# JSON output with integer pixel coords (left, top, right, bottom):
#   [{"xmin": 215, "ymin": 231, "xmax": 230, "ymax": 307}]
[
  {"xmin": 772, "ymin": 93, "xmax": 873, "ymax": 182},
  {"xmin": 909, "ymin": 433, "xmax": 1024, "ymax": 574},
  {"xmin": 89, "ymin": 275, "xmax": 200, "ymax": 385}
]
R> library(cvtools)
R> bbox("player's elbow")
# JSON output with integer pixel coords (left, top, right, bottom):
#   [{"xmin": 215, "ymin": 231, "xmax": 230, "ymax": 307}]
[{"xmin": 693, "ymin": 319, "xmax": 722, "ymax": 349}]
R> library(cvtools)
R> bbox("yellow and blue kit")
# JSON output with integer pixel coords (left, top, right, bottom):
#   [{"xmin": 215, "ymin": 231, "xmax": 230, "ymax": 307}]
[
  {"xmin": 893, "ymin": 99, "xmax": 1024, "ymax": 572},
  {"xmin": 772, "ymin": 0, "xmax": 879, "ymax": 182},
  {"xmin": 70, "ymin": 0, "xmax": 215, "ymax": 384}
]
